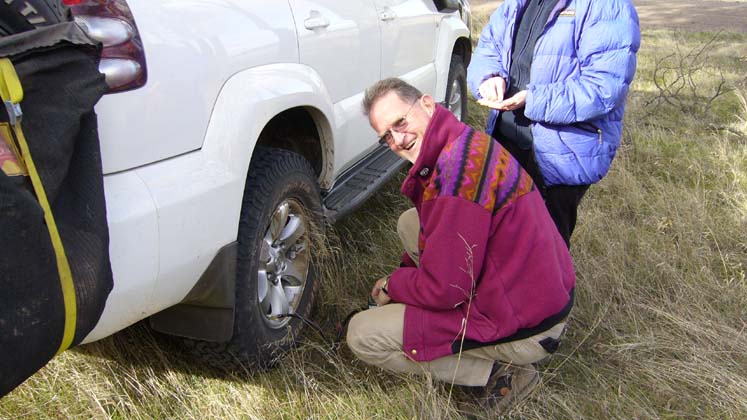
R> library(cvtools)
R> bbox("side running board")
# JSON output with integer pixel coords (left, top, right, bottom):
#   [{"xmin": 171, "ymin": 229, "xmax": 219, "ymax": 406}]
[{"xmin": 322, "ymin": 145, "xmax": 407, "ymax": 222}]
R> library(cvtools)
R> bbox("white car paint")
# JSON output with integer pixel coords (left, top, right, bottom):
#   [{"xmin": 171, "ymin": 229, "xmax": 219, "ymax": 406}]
[
  {"xmin": 378, "ymin": 0, "xmax": 440, "ymax": 80},
  {"xmin": 289, "ymin": 0, "xmax": 382, "ymax": 175},
  {"xmin": 91, "ymin": 63, "xmax": 335, "ymax": 341},
  {"xmin": 85, "ymin": 0, "xmax": 470, "ymax": 343},
  {"xmin": 433, "ymin": 10, "xmax": 471, "ymax": 100},
  {"xmin": 96, "ymin": 0, "xmax": 299, "ymax": 174}
]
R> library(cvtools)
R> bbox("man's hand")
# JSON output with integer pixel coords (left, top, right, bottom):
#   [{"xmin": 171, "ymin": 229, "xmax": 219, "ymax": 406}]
[
  {"xmin": 477, "ymin": 90, "xmax": 527, "ymax": 111},
  {"xmin": 371, "ymin": 276, "xmax": 392, "ymax": 306},
  {"xmin": 478, "ymin": 76, "xmax": 506, "ymax": 103}
]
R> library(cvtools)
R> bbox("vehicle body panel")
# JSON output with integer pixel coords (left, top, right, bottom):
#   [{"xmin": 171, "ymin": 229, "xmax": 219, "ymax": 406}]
[
  {"xmin": 289, "ymin": 0, "xmax": 383, "ymax": 179},
  {"xmin": 88, "ymin": 64, "xmax": 335, "ymax": 341},
  {"xmin": 96, "ymin": 0, "xmax": 299, "ymax": 174},
  {"xmin": 377, "ymin": 0, "xmax": 438, "ymax": 80},
  {"xmin": 84, "ymin": 0, "xmax": 470, "ymax": 343},
  {"xmin": 432, "ymin": 12, "xmax": 471, "ymax": 100}
]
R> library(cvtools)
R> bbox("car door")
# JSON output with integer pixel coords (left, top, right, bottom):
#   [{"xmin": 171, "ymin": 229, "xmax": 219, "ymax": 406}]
[
  {"xmin": 374, "ymin": 0, "xmax": 439, "ymax": 93},
  {"xmin": 288, "ymin": 0, "xmax": 381, "ymax": 174}
]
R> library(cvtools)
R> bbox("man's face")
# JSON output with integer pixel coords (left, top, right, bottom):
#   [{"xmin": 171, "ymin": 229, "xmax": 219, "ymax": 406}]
[{"xmin": 369, "ymin": 91, "xmax": 434, "ymax": 164}]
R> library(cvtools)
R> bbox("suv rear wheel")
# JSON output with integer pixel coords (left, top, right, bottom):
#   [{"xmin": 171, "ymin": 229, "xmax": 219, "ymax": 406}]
[
  {"xmin": 186, "ymin": 147, "xmax": 322, "ymax": 370},
  {"xmin": 445, "ymin": 54, "xmax": 468, "ymax": 122}
]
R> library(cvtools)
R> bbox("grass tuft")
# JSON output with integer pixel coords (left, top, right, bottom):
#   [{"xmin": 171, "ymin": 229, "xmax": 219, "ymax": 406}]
[{"xmin": 3, "ymin": 11, "xmax": 747, "ymax": 420}]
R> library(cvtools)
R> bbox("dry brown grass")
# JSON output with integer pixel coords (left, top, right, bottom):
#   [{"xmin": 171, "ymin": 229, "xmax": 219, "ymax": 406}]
[{"xmin": 3, "ymin": 9, "xmax": 747, "ymax": 420}]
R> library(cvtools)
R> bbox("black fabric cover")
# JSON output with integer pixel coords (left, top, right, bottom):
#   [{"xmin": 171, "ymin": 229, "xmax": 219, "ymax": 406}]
[{"xmin": 0, "ymin": 22, "xmax": 111, "ymax": 397}]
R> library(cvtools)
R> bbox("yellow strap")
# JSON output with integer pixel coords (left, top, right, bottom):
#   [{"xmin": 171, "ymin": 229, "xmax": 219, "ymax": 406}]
[
  {"xmin": 0, "ymin": 58, "xmax": 76, "ymax": 354},
  {"xmin": 0, "ymin": 58, "xmax": 23, "ymax": 103}
]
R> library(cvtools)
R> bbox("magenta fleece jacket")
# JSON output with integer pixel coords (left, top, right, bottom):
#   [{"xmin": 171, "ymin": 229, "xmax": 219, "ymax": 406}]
[{"xmin": 387, "ymin": 105, "xmax": 576, "ymax": 362}]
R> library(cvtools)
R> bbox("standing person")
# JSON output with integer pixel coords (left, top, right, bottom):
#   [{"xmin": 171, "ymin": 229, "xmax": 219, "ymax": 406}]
[
  {"xmin": 346, "ymin": 78, "xmax": 575, "ymax": 412},
  {"xmin": 467, "ymin": 0, "xmax": 640, "ymax": 247}
]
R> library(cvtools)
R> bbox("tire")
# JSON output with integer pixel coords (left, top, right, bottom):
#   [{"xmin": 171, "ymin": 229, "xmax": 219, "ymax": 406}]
[
  {"xmin": 445, "ymin": 54, "xmax": 468, "ymax": 122},
  {"xmin": 186, "ymin": 147, "xmax": 322, "ymax": 371},
  {"xmin": 0, "ymin": 1, "xmax": 70, "ymax": 37}
]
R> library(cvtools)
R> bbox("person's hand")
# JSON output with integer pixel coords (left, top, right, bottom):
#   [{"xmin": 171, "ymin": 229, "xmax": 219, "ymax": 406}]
[
  {"xmin": 478, "ymin": 76, "xmax": 506, "ymax": 102},
  {"xmin": 497, "ymin": 90, "xmax": 527, "ymax": 111},
  {"xmin": 477, "ymin": 90, "xmax": 527, "ymax": 111},
  {"xmin": 371, "ymin": 276, "xmax": 392, "ymax": 306}
]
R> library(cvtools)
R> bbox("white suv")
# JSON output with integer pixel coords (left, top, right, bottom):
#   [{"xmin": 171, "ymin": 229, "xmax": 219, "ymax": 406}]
[{"xmin": 65, "ymin": 0, "xmax": 471, "ymax": 368}]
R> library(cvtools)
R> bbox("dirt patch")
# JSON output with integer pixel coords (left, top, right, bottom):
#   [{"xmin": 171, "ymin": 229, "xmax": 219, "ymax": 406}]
[{"xmin": 469, "ymin": 0, "xmax": 747, "ymax": 33}]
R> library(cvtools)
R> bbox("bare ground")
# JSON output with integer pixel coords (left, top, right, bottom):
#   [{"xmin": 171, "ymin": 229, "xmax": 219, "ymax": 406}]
[{"xmin": 469, "ymin": 0, "xmax": 747, "ymax": 33}]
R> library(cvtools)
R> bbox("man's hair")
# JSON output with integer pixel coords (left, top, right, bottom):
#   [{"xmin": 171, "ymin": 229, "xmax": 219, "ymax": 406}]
[{"xmin": 362, "ymin": 78, "xmax": 423, "ymax": 117}]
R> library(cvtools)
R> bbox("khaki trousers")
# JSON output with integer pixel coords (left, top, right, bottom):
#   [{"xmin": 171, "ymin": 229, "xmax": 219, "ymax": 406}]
[{"xmin": 346, "ymin": 208, "xmax": 566, "ymax": 386}]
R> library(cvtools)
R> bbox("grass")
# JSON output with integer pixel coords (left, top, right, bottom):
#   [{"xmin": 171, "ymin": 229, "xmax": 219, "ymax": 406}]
[{"xmin": 3, "ymin": 13, "xmax": 747, "ymax": 420}]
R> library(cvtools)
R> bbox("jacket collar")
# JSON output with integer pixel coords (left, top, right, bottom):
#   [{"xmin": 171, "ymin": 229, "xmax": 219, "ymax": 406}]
[
  {"xmin": 401, "ymin": 104, "xmax": 466, "ymax": 199},
  {"xmin": 516, "ymin": 0, "xmax": 569, "ymax": 24}
]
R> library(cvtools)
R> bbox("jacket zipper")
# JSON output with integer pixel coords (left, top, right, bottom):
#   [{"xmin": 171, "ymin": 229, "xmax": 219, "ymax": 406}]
[
  {"xmin": 537, "ymin": 1, "xmax": 602, "ymax": 145},
  {"xmin": 573, "ymin": 122, "xmax": 603, "ymax": 144}
]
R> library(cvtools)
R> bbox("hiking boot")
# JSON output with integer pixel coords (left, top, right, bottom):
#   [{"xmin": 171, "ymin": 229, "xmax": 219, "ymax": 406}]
[{"xmin": 480, "ymin": 363, "xmax": 540, "ymax": 412}]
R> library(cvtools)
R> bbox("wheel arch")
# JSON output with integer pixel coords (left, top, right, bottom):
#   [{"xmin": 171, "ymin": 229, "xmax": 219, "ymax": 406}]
[
  {"xmin": 433, "ymin": 14, "xmax": 472, "ymax": 102},
  {"xmin": 149, "ymin": 64, "xmax": 337, "ymax": 342},
  {"xmin": 452, "ymin": 35, "xmax": 472, "ymax": 68},
  {"xmin": 254, "ymin": 106, "xmax": 334, "ymax": 190},
  {"xmin": 200, "ymin": 63, "xmax": 336, "ymax": 192}
]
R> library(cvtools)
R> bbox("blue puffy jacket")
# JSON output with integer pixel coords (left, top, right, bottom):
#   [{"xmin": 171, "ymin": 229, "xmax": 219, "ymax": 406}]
[{"xmin": 467, "ymin": 0, "xmax": 640, "ymax": 186}]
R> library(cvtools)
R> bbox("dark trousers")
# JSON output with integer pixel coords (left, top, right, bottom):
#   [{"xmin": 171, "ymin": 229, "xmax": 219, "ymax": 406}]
[{"xmin": 493, "ymin": 133, "xmax": 589, "ymax": 248}]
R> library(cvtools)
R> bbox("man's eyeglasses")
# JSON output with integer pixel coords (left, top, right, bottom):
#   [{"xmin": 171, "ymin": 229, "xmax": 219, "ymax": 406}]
[{"xmin": 378, "ymin": 99, "xmax": 419, "ymax": 146}]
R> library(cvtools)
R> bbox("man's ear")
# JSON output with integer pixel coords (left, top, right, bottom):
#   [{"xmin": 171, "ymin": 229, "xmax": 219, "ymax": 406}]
[{"xmin": 420, "ymin": 94, "xmax": 437, "ymax": 117}]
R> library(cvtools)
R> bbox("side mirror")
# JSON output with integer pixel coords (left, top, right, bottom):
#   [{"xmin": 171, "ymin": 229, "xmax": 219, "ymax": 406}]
[{"xmin": 434, "ymin": 0, "xmax": 461, "ymax": 13}]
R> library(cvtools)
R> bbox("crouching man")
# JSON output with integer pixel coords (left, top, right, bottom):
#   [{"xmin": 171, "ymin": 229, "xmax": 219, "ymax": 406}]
[{"xmin": 346, "ymin": 78, "xmax": 575, "ymax": 412}]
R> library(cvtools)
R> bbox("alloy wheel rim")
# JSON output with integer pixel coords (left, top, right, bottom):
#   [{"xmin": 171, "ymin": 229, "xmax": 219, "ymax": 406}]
[
  {"xmin": 257, "ymin": 198, "xmax": 310, "ymax": 328},
  {"xmin": 448, "ymin": 79, "xmax": 463, "ymax": 121}
]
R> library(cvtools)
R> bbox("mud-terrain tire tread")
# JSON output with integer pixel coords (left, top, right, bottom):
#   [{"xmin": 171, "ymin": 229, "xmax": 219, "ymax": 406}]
[
  {"xmin": 446, "ymin": 54, "xmax": 468, "ymax": 122},
  {"xmin": 184, "ymin": 147, "xmax": 321, "ymax": 372}
]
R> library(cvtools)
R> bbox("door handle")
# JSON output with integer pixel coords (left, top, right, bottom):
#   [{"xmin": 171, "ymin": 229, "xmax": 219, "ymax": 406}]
[
  {"xmin": 380, "ymin": 8, "xmax": 396, "ymax": 21},
  {"xmin": 304, "ymin": 10, "xmax": 330, "ymax": 30}
]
